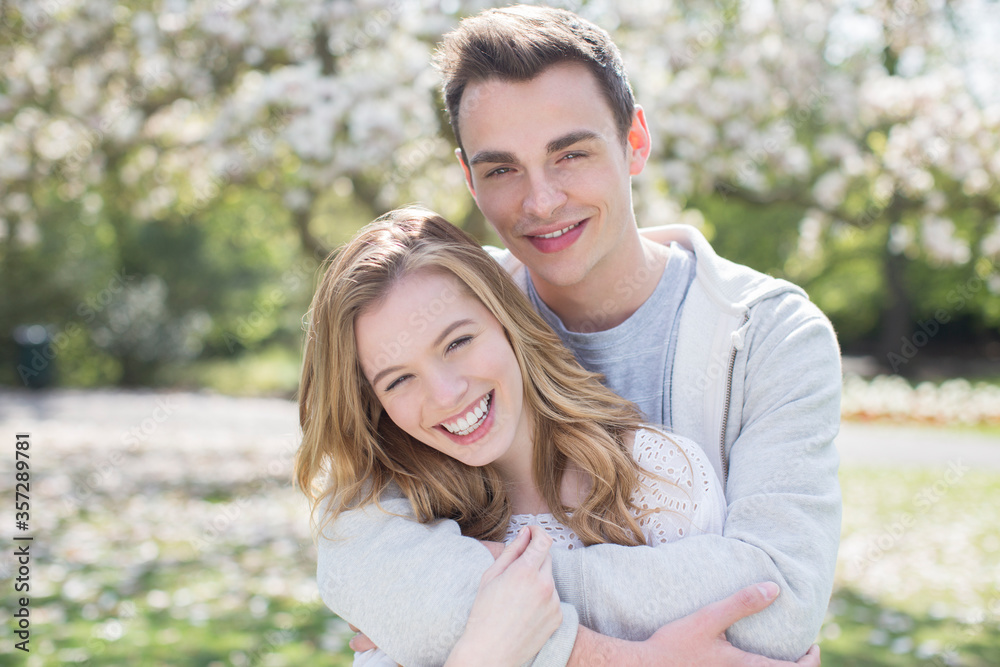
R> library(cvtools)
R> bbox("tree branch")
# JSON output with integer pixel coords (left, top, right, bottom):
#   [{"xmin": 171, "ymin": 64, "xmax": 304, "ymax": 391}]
[{"xmin": 292, "ymin": 204, "xmax": 330, "ymax": 262}]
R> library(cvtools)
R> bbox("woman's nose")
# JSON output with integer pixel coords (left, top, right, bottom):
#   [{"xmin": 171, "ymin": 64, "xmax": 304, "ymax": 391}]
[{"xmin": 426, "ymin": 367, "xmax": 468, "ymax": 411}]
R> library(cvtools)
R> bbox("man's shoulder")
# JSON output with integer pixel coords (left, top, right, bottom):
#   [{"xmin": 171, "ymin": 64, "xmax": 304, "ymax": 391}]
[
  {"xmin": 646, "ymin": 224, "xmax": 813, "ymax": 312},
  {"xmin": 483, "ymin": 244, "xmax": 510, "ymax": 264},
  {"xmin": 483, "ymin": 245, "xmax": 529, "ymax": 291},
  {"xmin": 693, "ymin": 241, "xmax": 806, "ymax": 309}
]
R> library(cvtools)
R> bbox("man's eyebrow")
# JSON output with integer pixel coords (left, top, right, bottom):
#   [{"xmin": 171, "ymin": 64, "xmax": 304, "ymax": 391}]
[
  {"xmin": 468, "ymin": 131, "xmax": 599, "ymax": 167},
  {"xmin": 469, "ymin": 150, "xmax": 516, "ymax": 166},
  {"xmin": 369, "ymin": 318, "xmax": 474, "ymax": 388},
  {"xmin": 547, "ymin": 130, "xmax": 600, "ymax": 155}
]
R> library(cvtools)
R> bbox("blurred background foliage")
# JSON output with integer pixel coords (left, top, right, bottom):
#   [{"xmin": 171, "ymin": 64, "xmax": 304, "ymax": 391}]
[
  {"xmin": 2, "ymin": 4, "xmax": 999, "ymax": 667},
  {"xmin": 1, "ymin": 0, "xmax": 999, "ymax": 393}
]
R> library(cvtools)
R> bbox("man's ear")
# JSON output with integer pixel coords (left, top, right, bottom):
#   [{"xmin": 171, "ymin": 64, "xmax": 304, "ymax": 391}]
[
  {"xmin": 456, "ymin": 147, "xmax": 477, "ymax": 199},
  {"xmin": 627, "ymin": 105, "xmax": 652, "ymax": 176}
]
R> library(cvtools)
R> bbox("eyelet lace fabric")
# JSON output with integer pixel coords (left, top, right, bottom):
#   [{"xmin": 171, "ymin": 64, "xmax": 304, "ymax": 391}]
[{"xmin": 505, "ymin": 428, "xmax": 726, "ymax": 549}]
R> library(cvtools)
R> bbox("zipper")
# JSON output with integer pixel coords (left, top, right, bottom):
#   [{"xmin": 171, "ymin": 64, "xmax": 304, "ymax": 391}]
[{"xmin": 719, "ymin": 312, "xmax": 749, "ymax": 486}]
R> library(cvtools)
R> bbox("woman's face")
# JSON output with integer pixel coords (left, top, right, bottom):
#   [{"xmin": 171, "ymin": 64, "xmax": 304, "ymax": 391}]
[{"xmin": 355, "ymin": 269, "xmax": 533, "ymax": 472}]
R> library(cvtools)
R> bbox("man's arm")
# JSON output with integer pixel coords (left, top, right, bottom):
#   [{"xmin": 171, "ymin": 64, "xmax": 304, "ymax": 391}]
[
  {"xmin": 316, "ymin": 489, "xmax": 580, "ymax": 666},
  {"xmin": 568, "ymin": 583, "xmax": 823, "ymax": 667},
  {"xmin": 348, "ymin": 577, "xmax": 825, "ymax": 667},
  {"xmin": 547, "ymin": 295, "xmax": 842, "ymax": 661}
]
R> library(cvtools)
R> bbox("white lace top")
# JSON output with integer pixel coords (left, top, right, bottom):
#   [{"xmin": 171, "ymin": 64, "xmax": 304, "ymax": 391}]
[{"xmin": 505, "ymin": 428, "xmax": 727, "ymax": 548}]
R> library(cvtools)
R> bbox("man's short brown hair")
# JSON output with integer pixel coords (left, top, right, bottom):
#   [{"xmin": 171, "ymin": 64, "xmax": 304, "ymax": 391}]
[{"xmin": 433, "ymin": 5, "xmax": 636, "ymax": 162}]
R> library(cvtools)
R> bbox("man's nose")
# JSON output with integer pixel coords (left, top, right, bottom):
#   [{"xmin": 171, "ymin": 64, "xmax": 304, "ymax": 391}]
[{"xmin": 523, "ymin": 169, "xmax": 567, "ymax": 219}]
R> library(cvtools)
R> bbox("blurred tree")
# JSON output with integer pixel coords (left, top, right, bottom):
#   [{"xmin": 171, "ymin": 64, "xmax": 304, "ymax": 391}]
[
  {"xmin": 1, "ymin": 0, "xmax": 997, "ymax": 386},
  {"xmin": 616, "ymin": 0, "xmax": 1000, "ymax": 366}
]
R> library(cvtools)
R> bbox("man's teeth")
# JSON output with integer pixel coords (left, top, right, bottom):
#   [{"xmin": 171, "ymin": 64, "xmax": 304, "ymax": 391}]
[
  {"xmin": 443, "ymin": 395, "xmax": 491, "ymax": 436},
  {"xmin": 537, "ymin": 222, "xmax": 580, "ymax": 239}
]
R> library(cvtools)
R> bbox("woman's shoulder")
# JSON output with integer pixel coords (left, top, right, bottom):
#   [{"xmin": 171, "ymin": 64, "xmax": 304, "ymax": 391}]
[
  {"xmin": 628, "ymin": 426, "xmax": 727, "ymax": 543},
  {"xmin": 631, "ymin": 427, "xmax": 717, "ymax": 491}
]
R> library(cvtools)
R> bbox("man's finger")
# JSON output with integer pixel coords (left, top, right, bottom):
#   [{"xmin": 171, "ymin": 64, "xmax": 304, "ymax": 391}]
[
  {"xmin": 479, "ymin": 539, "xmax": 506, "ymax": 560},
  {"xmin": 795, "ymin": 644, "xmax": 820, "ymax": 667},
  {"xmin": 349, "ymin": 632, "xmax": 377, "ymax": 652},
  {"xmin": 697, "ymin": 582, "xmax": 780, "ymax": 635}
]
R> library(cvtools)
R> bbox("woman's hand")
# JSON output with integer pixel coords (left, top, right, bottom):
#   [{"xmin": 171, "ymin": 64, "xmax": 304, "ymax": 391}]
[{"xmin": 446, "ymin": 525, "xmax": 562, "ymax": 666}]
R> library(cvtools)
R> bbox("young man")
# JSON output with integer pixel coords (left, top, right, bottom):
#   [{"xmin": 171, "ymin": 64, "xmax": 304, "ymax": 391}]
[{"xmin": 317, "ymin": 6, "xmax": 840, "ymax": 665}]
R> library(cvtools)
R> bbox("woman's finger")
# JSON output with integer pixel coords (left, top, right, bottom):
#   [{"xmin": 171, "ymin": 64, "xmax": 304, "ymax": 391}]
[
  {"xmin": 484, "ymin": 526, "xmax": 530, "ymax": 578},
  {"xmin": 513, "ymin": 525, "xmax": 553, "ymax": 571}
]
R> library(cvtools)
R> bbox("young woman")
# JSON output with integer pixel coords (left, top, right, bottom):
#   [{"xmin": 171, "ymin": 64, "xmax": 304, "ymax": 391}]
[{"xmin": 295, "ymin": 207, "xmax": 726, "ymax": 665}]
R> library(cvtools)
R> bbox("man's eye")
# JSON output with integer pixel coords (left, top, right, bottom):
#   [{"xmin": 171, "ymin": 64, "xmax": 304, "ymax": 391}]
[
  {"xmin": 447, "ymin": 335, "xmax": 473, "ymax": 352},
  {"xmin": 486, "ymin": 167, "xmax": 512, "ymax": 178}
]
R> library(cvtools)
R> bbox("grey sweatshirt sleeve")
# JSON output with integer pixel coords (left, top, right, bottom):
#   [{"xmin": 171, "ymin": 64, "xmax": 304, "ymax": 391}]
[
  {"xmin": 548, "ymin": 293, "xmax": 842, "ymax": 661},
  {"xmin": 316, "ymin": 487, "xmax": 580, "ymax": 666}
]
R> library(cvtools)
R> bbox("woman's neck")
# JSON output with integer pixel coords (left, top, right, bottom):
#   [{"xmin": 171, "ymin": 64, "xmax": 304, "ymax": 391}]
[
  {"xmin": 495, "ymin": 447, "xmax": 547, "ymax": 514},
  {"xmin": 502, "ymin": 460, "xmax": 591, "ymax": 516},
  {"xmin": 493, "ymin": 411, "xmax": 592, "ymax": 515}
]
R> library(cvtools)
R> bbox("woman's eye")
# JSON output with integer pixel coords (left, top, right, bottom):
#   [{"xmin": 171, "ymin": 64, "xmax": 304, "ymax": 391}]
[
  {"xmin": 447, "ymin": 335, "xmax": 473, "ymax": 353},
  {"xmin": 385, "ymin": 374, "xmax": 411, "ymax": 391}
]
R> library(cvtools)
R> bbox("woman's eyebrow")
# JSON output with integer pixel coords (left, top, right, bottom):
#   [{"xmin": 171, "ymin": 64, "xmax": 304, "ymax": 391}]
[
  {"xmin": 433, "ymin": 318, "xmax": 474, "ymax": 347},
  {"xmin": 371, "ymin": 364, "xmax": 404, "ymax": 388}
]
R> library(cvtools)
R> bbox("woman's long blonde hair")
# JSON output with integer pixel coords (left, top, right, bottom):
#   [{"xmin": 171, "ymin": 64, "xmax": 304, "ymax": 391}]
[{"xmin": 296, "ymin": 207, "xmax": 651, "ymax": 546}]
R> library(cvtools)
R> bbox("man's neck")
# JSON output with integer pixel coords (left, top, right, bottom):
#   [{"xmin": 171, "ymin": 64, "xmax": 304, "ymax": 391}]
[{"xmin": 532, "ymin": 236, "xmax": 670, "ymax": 333}]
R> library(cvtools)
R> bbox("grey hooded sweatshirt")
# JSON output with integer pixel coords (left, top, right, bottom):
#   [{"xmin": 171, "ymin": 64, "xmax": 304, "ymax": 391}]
[{"xmin": 316, "ymin": 224, "xmax": 842, "ymax": 665}]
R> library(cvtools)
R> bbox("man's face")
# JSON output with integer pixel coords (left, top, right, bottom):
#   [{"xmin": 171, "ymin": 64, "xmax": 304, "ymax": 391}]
[{"xmin": 458, "ymin": 61, "xmax": 650, "ymax": 291}]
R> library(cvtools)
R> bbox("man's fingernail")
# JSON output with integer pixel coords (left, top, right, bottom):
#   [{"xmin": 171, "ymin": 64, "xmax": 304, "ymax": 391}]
[{"xmin": 757, "ymin": 582, "xmax": 779, "ymax": 600}]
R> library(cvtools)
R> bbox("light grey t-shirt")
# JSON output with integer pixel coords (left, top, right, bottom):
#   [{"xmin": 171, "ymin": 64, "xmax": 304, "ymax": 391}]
[{"xmin": 525, "ymin": 242, "xmax": 696, "ymax": 429}]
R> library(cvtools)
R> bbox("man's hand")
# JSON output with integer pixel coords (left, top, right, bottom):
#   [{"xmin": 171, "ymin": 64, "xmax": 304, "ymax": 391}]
[
  {"xmin": 478, "ymin": 539, "xmax": 505, "ymax": 559},
  {"xmin": 638, "ymin": 582, "xmax": 821, "ymax": 666},
  {"xmin": 569, "ymin": 582, "xmax": 822, "ymax": 666},
  {"xmin": 348, "ymin": 624, "xmax": 377, "ymax": 653}
]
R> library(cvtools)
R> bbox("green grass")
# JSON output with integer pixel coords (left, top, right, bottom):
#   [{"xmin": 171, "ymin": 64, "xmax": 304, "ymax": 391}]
[
  {"xmin": 819, "ymin": 467, "xmax": 1000, "ymax": 666},
  {"xmin": 2, "ymin": 453, "xmax": 998, "ymax": 665}
]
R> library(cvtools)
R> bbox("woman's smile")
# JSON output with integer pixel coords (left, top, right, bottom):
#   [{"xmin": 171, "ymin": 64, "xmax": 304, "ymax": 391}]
[{"xmin": 438, "ymin": 390, "xmax": 493, "ymax": 439}]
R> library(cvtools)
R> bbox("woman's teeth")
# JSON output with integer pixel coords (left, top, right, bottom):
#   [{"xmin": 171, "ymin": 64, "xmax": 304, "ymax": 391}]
[{"xmin": 442, "ymin": 394, "xmax": 491, "ymax": 436}]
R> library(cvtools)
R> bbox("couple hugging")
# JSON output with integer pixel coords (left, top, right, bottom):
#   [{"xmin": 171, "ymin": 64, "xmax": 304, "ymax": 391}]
[{"xmin": 295, "ymin": 6, "xmax": 841, "ymax": 666}]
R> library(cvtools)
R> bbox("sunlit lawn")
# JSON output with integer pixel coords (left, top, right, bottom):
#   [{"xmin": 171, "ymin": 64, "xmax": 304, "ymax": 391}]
[
  {"xmin": 822, "ymin": 468, "xmax": 1000, "ymax": 666},
  {"xmin": 1, "ymin": 433, "xmax": 997, "ymax": 665}
]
